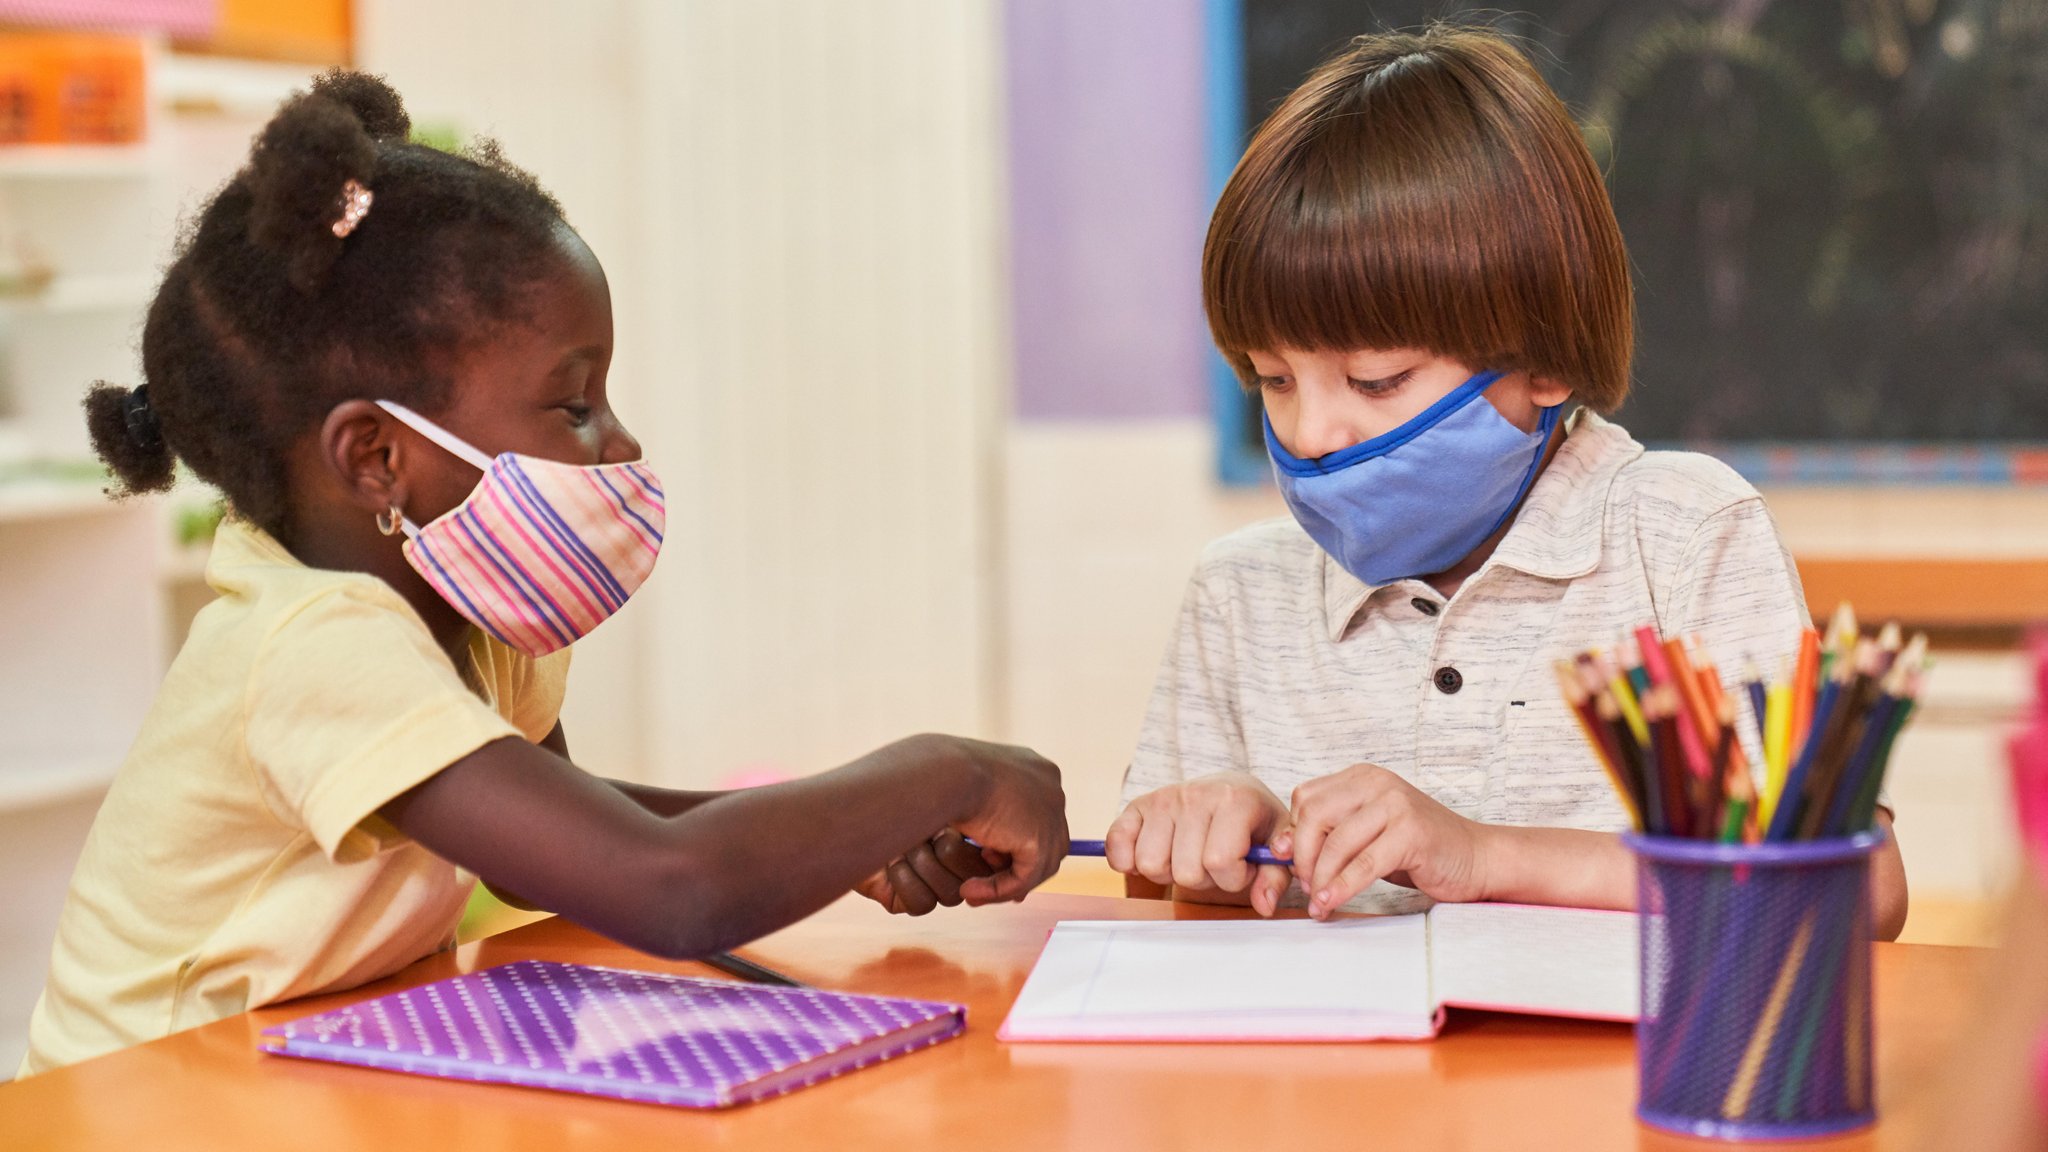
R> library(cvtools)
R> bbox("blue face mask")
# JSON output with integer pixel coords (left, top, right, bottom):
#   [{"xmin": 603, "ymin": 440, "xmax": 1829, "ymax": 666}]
[{"xmin": 1264, "ymin": 369, "xmax": 1561, "ymax": 588}]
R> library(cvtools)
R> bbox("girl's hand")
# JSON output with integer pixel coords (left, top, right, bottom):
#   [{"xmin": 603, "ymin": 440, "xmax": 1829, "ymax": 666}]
[
  {"xmin": 943, "ymin": 736, "xmax": 1069, "ymax": 905},
  {"xmin": 1104, "ymin": 772, "xmax": 1293, "ymax": 916},
  {"xmin": 854, "ymin": 829, "xmax": 997, "ymax": 916},
  {"xmin": 1282, "ymin": 764, "xmax": 1492, "ymax": 919}
]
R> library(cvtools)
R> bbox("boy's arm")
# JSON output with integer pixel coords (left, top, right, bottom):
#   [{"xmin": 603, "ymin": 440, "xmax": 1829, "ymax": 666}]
[
  {"xmin": 1868, "ymin": 809, "xmax": 1908, "ymax": 940},
  {"xmin": 1291, "ymin": 768, "xmax": 1909, "ymax": 937},
  {"xmin": 1478, "ymin": 809, "xmax": 1906, "ymax": 937},
  {"xmin": 1468, "ymin": 824, "xmax": 1634, "ymax": 909}
]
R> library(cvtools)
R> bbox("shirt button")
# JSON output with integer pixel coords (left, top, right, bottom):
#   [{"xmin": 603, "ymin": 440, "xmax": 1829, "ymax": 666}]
[
  {"xmin": 1434, "ymin": 666, "xmax": 1463, "ymax": 694},
  {"xmin": 1411, "ymin": 597, "xmax": 1440, "ymax": 617}
]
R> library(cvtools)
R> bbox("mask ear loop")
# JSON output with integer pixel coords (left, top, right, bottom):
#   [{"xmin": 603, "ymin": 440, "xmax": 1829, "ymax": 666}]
[
  {"xmin": 374, "ymin": 400, "xmax": 497, "ymax": 472},
  {"xmin": 373, "ymin": 401, "xmax": 485, "ymax": 542}
]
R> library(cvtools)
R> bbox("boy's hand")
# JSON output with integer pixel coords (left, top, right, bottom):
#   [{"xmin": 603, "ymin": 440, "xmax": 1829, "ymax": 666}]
[
  {"xmin": 1104, "ymin": 772, "xmax": 1293, "ymax": 916},
  {"xmin": 854, "ymin": 829, "xmax": 997, "ymax": 916},
  {"xmin": 1282, "ymin": 764, "xmax": 1491, "ymax": 919}
]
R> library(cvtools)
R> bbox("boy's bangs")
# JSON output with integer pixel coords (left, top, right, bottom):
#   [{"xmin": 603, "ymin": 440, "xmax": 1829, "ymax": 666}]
[{"xmin": 1204, "ymin": 145, "xmax": 1513, "ymax": 383}]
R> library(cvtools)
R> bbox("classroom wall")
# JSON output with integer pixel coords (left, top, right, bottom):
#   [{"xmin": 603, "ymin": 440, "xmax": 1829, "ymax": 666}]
[
  {"xmin": 1003, "ymin": 0, "xmax": 1210, "ymax": 423},
  {"xmin": 999, "ymin": 0, "xmax": 1265, "ymax": 834},
  {"xmin": 363, "ymin": 0, "xmax": 1009, "ymax": 788}
]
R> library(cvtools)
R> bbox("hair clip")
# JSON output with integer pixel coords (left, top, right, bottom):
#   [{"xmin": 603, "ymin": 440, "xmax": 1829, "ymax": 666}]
[
  {"xmin": 123, "ymin": 384, "xmax": 162, "ymax": 450},
  {"xmin": 332, "ymin": 179, "xmax": 374, "ymax": 238}
]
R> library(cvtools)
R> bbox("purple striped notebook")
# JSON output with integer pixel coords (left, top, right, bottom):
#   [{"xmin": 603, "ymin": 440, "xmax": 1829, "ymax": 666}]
[{"xmin": 259, "ymin": 960, "xmax": 966, "ymax": 1109}]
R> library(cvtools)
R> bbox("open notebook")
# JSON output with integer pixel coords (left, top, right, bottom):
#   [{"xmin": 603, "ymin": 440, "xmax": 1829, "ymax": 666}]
[
  {"xmin": 998, "ymin": 903, "xmax": 1637, "ymax": 1043},
  {"xmin": 261, "ymin": 960, "xmax": 966, "ymax": 1108}
]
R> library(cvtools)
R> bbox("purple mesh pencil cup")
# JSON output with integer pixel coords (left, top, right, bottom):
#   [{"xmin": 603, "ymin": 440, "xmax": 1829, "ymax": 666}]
[{"xmin": 1627, "ymin": 830, "xmax": 1885, "ymax": 1141}]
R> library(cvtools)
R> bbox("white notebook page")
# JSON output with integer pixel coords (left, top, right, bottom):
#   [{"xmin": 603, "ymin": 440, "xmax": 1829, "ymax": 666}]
[
  {"xmin": 999, "ymin": 917, "xmax": 1437, "ymax": 1042},
  {"xmin": 1426, "ymin": 903, "xmax": 1639, "ymax": 1021}
]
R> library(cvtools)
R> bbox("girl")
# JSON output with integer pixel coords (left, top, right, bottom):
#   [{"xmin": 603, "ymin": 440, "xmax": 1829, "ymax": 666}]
[
  {"xmin": 19, "ymin": 71, "xmax": 1067, "ymax": 1076},
  {"xmin": 1103, "ymin": 27, "xmax": 1907, "ymax": 932}
]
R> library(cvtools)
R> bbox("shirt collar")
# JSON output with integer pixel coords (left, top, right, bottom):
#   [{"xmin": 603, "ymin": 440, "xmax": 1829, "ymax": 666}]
[
  {"xmin": 1317, "ymin": 409, "xmax": 1643, "ymax": 642},
  {"xmin": 206, "ymin": 515, "xmax": 297, "ymax": 579}
]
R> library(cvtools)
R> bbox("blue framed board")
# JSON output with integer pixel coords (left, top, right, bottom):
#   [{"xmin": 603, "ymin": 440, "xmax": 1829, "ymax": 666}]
[{"xmin": 1205, "ymin": 1, "xmax": 2048, "ymax": 487}]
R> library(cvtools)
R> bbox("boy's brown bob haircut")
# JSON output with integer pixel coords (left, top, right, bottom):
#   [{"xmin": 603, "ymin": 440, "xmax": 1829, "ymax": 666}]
[{"xmin": 1203, "ymin": 26, "xmax": 1632, "ymax": 412}]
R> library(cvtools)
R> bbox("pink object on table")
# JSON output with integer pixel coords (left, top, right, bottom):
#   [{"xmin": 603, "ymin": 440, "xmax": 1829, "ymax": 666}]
[
  {"xmin": 3, "ymin": 1, "xmax": 217, "ymax": 38},
  {"xmin": 717, "ymin": 765, "xmax": 792, "ymax": 791},
  {"xmin": 2034, "ymin": 628, "xmax": 2048, "ymax": 708},
  {"xmin": 2015, "ymin": 725, "xmax": 2048, "ymax": 871},
  {"xmin": 2018, "ymin": 629, "xmax": 2048, "ymax": 872},
  {"xmin": 2026, "ymin": 630, "xmax": 2048, "ymax": 1113}
]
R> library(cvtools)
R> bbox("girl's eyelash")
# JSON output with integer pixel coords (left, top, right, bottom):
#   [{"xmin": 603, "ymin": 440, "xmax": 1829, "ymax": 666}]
[
  {"xmin": 560, "ymin": 403, "xmax": 593, "ymax": 425},
  {"xmin": 1255, "ymin": 375, "xmax": 1291, "ymax": 393}
]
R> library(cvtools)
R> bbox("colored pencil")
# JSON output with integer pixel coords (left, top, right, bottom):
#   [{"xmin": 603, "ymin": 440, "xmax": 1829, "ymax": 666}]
[
  {"xmin": 1744, "ymin": 666, "xmax": 1769, "ymax": 749},
  {"xmin": 1789, "ymin": 627, "xmax": 1821, "ymax": 752},
  {"xmin": 1560, "ymin": 608, "xmax": 1924, "ymax": 844},
  {"xmin": 1547, "ymin": 609, "xmax": 1931, "ymax": 1131},
  {"xmin": 1594, "ymin": 691, "xmax": 1646, "ymax": 829},
  {"xmin": 1609, "ymin": 661, "xmax": 1651, "ymax": 747},
  {"xmin": 1761, "ymin": 681, "xmax": 1792, "ymax": 829},
  {"xmin": 1662, "ymin": 637, "xmax": 1718, "ymax": 786}
]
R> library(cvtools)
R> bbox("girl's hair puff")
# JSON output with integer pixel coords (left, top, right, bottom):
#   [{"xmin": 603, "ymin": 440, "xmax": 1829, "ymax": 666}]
[
  {"xmin": 84, "ymin": 69, "xmax": 569, "ymax": 541},
  {"xmin": 1203, "ymin": 25, "xmax": 1633, "ymax": 410}
]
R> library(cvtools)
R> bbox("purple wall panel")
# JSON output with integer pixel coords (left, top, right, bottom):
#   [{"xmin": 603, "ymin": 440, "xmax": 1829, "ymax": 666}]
[{"xmin": 1004, "ymin": 0, "xmax": 1211, "ymax": 421}]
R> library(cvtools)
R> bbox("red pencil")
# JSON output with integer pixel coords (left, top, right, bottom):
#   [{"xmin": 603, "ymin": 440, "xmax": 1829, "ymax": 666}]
[{"xmin": 1661, "ymin": 637, "xmax": 1716, "ymax": 783}]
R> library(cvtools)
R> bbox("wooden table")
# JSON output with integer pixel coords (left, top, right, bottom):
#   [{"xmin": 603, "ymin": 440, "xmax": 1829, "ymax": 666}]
[{"xmin": 0, "ymin": 894, "xmax": 1983, "ymax": 1151}]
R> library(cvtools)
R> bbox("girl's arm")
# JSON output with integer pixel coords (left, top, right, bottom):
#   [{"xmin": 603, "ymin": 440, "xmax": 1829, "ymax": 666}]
[
  {"xmin": 379, "ymin": 732, "xmax": 1067, "ymax": 960},
  {"xmin": 528, "ymin": 722, "xmax": 1001, "ymax": 917},
  {"xmin": 541, "ymin": 722, "xmax": 723, "ymax": 819}
]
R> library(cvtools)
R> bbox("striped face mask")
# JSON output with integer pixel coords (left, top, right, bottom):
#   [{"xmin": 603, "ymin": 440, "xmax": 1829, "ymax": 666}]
[{"xmin": 375, "ymin": 400, "xmax": 664, "ymax": 656}]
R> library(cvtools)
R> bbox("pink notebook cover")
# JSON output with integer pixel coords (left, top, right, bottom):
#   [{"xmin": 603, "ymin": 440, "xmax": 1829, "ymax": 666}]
[{"xmin": 260, "ymin": 960, "xmax": 966, "ymax": 1108}]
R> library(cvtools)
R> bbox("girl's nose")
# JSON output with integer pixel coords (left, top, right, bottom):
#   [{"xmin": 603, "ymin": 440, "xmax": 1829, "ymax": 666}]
[{"xmin": 601, "ymin": 419, "xmax": 643, "ymax": 465}]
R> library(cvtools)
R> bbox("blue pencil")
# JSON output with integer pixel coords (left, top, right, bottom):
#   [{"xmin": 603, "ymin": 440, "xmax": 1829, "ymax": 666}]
[
  {"xmin": 1820, "ymin": 694, "xmax": 1898, "ymax": 837},
  {"xmin": 1745, "ymin": 676, "xmax": 1769, "ymax": 744},
  {"xmin": 1068, "ymin": 838, "xmax": 1290, "ymax": 865},
  {"xmin": 967, "ymin": 837, "xmax": 1291, "ymax": 866},
  {"xmin": 1766, "ymin": 678, "xmax": 1840, "ymax": 841}
]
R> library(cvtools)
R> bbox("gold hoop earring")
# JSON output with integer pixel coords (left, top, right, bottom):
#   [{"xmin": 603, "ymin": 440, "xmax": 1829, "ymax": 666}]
[{"xmin": 376, "ymin": 505, "xmax": 404, "ymax": 536}]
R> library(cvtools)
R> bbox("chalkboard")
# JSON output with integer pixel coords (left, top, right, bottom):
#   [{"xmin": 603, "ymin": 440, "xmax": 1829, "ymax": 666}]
[{"xmin": 1214, "ymin": 0, "xmax": 2048, "ymax": 467}]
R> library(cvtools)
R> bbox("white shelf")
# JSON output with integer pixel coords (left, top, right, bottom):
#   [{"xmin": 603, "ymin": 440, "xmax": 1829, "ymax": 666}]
[
  {"xmin": 0, "ymin": 754, "xmax": 118, "ymax": 813},
  {"xmin": 0, "ymin": 145, "xmax": 159, "ymax": 180},
  {"xmin": 161, "ymin": 54, "xmax": 320, "ymax": 118},
  {"xmin": 160, "ymin": 544, "xmax": 211, "ymax": 583},
  {"xmin": 0, "ymin": 478, "xmax": 124, "ymax": 525},
  {"xmin": 0, "ymin": 271, "xmax": 156, "ymax": 315}
]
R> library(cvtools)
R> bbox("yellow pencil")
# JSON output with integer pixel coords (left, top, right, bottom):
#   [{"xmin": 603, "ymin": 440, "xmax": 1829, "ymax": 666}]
[
  {"xmin": 1760, "ymin": 682, "xmax": 1792, "ymax": 828},
  {"xmin": 1609, "ymin": 666, "xmax": 1651, "ymax": 747},
  {"xmin": 1723, "ymin": 912, "xmax": 1817, "ymax": 1120}
]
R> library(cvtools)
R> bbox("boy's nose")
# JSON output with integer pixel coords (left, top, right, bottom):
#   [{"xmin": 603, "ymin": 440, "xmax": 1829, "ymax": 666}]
[{"xmin": 1290, "ymin": 393, "xmax": 1364, "ymax": 460}]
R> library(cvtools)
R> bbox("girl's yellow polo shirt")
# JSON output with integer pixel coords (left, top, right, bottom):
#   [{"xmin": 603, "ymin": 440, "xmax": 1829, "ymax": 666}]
[{"xmin": 18, "ymin": 518, "xmax": 568, "ymax": 1076}]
